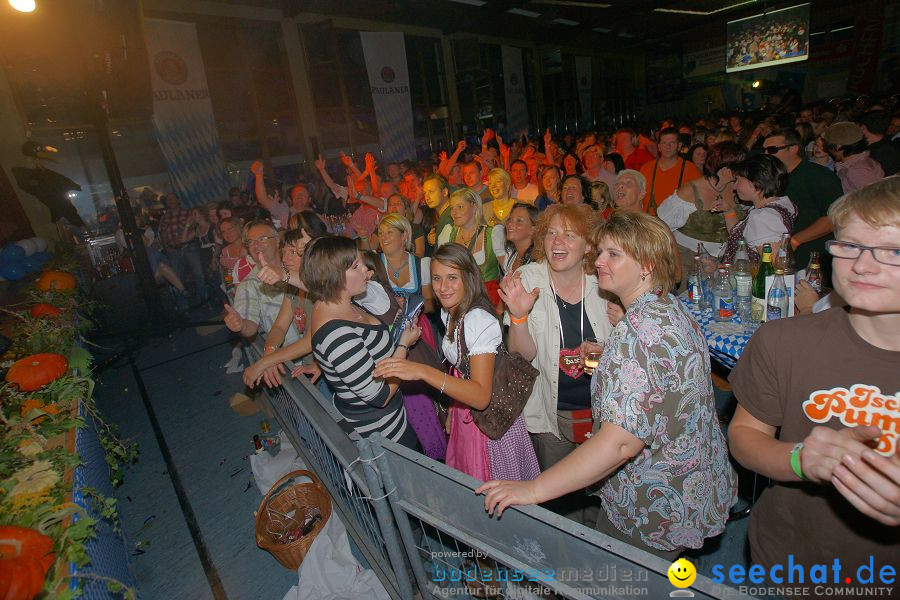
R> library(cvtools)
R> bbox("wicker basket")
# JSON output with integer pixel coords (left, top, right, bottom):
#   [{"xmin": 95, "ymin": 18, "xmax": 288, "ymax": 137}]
[{"xmin": 255, "ymin": 469, "xmax": 332, "ymax": 570}]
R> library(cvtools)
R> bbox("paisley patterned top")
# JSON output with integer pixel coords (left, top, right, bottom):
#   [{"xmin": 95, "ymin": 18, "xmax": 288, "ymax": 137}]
[{"xmin": 591, "ymin": 292, "xmax": 737, "ymax": 551}]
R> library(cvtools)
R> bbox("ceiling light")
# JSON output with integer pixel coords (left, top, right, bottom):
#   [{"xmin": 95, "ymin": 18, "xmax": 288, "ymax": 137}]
[
  {"xmin": 448, "ymin": 0, "xmax": 486, "ymax": 6},
  {"xmin": 508, "ymin": 7, "xmax": 542, "ymax": 17},
  {"xmin": 752, "ymin": 80, "xmax": 761, "ymax": 88},
  {"xmin": 9, "ymin": 0, "xmax": 36, "ymax": 12},
  {"xmin": 830, "ymin": 25, "xmax": 854, "ymax": 33},
  {"xmin": 593, "ymin": 26, "xmax": 612, "ymax": 32},
  {"xmin": 531, "ymin": 0, "xmax": 611, "ymax": 7},
  {"xmin": 617, "ymin": 32, "xmax": 635, "ymax": 38},
  {"xmin": 809, "ymin": 31, "xmax": 825, "ymax": 36},
  {"xmin": 655, "ymin": 0, "xmax": 756, "ymax": 16},
  {"xmin": 552, "ymin": 18, "xmax": 580, "ymax": 25}
]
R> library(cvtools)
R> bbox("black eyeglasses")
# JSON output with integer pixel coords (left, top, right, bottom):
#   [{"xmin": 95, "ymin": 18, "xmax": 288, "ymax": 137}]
[
  {"xmin": 762, "ymin": 144, "xmax": 794, "ymax": 154},
  {"xmin": 825, "ymin": 240, "xmax": 900, "ymax": 266}
]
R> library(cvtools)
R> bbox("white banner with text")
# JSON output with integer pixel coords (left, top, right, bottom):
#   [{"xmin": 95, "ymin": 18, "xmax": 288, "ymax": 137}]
[
  {"xmin": 360, "ymin": 31, "xmax": 416, "ymax": 162},
  {"xmin": 144, "ymin": 18, "xmax": 229, "ymax": 206}
]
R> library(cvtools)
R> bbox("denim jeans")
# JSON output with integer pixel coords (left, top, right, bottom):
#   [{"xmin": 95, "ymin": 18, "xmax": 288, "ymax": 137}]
[{"xmin": 167, "ymin": 242, "xmax": 207, "ymax": 302}]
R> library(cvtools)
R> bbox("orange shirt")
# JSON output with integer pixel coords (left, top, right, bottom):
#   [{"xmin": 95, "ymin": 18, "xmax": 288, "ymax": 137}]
[{"xmin": 640, "ymin": 158, "xmax": 701, "ymax": 215}]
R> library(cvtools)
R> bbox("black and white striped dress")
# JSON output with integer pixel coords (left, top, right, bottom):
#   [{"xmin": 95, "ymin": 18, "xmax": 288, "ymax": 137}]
[{"xmin": 312, "ymin": 318, "xmax": 417, "ymax": 448}]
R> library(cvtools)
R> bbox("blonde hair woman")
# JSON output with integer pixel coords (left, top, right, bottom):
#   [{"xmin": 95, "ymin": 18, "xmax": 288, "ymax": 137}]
[
  {"xmin": 436, "ymin": 187, "xmax": 506, "ymax": 306},
  {"xmin": 484, "ymin": 168, "xmax": 514, "ymax": 226}
]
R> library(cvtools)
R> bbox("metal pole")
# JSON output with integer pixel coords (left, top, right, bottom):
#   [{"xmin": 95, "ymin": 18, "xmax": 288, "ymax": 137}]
[
  {"xmin": 88, "ymin": 90, "xmax": 164, "ymax": 327},
  {"xmin": 358, "ymin": 437, "xmax": 416, "ymax": 600}
]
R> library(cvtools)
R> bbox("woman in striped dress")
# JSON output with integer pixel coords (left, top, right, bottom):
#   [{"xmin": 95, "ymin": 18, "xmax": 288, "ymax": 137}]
[{"xmin": 304, "ymin": 235, "xmax": 421, "ymax": 449}]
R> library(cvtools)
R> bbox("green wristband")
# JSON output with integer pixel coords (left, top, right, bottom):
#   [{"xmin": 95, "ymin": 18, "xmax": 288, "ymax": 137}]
[{"xmin": 790, "ymin": 442, "xmax": 806, "ymax": 480}]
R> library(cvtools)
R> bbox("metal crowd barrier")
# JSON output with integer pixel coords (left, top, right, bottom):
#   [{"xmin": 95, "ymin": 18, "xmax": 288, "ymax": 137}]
[
  {"xmin": 246, "ymin": 341, "xmax": 751, "ymax": 600},
  {"xmin": 244, "ymin": 342, "xmax": 414, "ymax": 600},
  {"xmin": 362, "ymin": 434, "xmax": 754, "ymax": 600}
]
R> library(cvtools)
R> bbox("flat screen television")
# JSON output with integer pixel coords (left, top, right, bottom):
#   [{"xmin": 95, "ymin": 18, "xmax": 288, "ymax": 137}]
[{"xmin": 726, "ymin": 3, "xmax": 810, "ymax": 73}]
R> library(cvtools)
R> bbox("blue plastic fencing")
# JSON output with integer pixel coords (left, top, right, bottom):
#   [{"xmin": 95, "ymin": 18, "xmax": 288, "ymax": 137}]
[{"xmin": 70, "ymin": 401, "xmax": 136, "ymax": 599}]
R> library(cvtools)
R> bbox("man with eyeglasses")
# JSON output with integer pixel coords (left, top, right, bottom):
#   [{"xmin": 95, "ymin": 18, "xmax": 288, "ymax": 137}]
[
  {"xmin": 639, "ymin": 127, "xmax": 701, "ymax": 215},
  {"xmin": 823, "ymin": 121, "xmax": 885, "ymax": 195},
  {"xmin": 225, "ymin": 220, "xmax": 299, "ymax": 349},
  {"xmin": 728, "ymin": 177, "xmax": 900, "ymax": 593},
  {"xmin": 763, "ymin": 128, "xmax": 843, "ymax": 284}
]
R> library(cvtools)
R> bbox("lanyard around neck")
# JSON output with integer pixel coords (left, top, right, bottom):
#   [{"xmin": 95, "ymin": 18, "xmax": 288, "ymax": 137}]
[{"xmin": 546, "ymin": 262, "xmax": 584, "ymax": 348}]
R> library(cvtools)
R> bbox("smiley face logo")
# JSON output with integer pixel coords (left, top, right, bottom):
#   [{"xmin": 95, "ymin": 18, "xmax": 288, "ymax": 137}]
[{"xmin": 668, "ymin": 558, "xmax": 697, "ymax": 589}]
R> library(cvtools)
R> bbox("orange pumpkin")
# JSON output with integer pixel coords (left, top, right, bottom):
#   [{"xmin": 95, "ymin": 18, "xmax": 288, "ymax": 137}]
[
  {"xmin": 20, "ymin": 398, "xmax": 60, "ymax": 423},
  {"xmin": 5, "ymin": 354, "xmax": 69, "ymax": 392},
  {"xmin": 35, "ymin": 270, "xmax": 76, "ymax": 292},
  {"xmin": 30, "ymin": 304, "xmax": 62, "ymax": 318},
  {"xmin": 0, "ymin": 525, "xmax": 55, "ymax": 600}
]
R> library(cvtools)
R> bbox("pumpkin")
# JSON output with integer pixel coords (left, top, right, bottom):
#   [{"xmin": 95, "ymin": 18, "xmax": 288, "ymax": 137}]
[
  {"xmin": 5, "ymin": 354, "xmax": 69, "ymax": 392},
  {"xmin": 35, "ymin": 270, "xmax": 76, "ymax": 292},
  {"xmin": 0, "ymin": 525, "xmax": 55, "ymax": 600},
  {"xmin": 20, "ymin": 398, "xmax": 60, "ymax": 423},
  {"xmin": 29, "ymin": 304, "xmax": 61, "ymax": 318}
]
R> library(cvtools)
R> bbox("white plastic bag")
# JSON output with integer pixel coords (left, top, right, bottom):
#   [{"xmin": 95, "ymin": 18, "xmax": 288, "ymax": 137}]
[
  {"xmin": 249, "ymin": 430, "xmax": 307, "ymax": 495},
  {"xmin": 281, "ymin": 513, "xmax": 390, "ymax": 600}
]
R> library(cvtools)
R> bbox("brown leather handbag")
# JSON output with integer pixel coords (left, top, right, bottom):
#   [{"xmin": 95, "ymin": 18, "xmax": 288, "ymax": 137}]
[{"xmin": 457, "ymin": 313, "xmax": 538, "ymax": 440}]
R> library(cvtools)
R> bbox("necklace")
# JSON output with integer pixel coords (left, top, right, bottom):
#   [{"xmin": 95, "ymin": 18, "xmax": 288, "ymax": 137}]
[
  {"xmin": 547, "ymin": 264, "xmax": 585, "ymax": 347},
  {"xmin": 383, "ymin": 253, "xmax": 409, "ymax": 279},
  {"xmin": 492, "ymin": 199, "xmax": 514, "ymax": 223}
]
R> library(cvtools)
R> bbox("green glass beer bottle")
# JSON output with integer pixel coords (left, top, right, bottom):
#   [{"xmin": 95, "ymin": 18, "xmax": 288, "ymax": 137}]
[{"xmin": 752, "ymin": 243, "xmax": 774, "ymax": 322}]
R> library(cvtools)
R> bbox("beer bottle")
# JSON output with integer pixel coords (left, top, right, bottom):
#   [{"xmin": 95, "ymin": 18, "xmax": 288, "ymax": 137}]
[
  {"xmin": 752, "ymin": 243, "xmax": 774, "ymax": 321},
  {"xmin": 805, "ymin": 251, "xmax": 822, "ymax": 293}
]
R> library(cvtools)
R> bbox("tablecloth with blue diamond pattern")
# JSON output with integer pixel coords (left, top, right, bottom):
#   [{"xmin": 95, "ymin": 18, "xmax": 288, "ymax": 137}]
[{"xmin": 679, "ymin": 294, "xmax": 759, "ymax": 370}]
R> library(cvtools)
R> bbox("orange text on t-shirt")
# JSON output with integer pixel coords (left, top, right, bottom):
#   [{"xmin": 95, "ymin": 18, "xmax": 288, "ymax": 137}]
[{"xmin": 801, "ymin": 384, "xmax": 899, "ymax": 457}]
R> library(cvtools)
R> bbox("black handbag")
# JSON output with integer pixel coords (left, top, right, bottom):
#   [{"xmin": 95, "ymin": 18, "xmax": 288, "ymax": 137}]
[{"xmin": 456, "ymin": 313, "xmax": 538, "ymax": 440}]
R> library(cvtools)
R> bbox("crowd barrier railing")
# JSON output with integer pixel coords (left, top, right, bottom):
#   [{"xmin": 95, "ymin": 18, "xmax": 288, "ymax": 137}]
[
  {"xmin": 361, "ymin": 434, "xmax": 754, "ymax": 600},
  {"xmin": 246, "ymin": 341, "xmax": 751, "ymax": 600},
  {"xmin": 244, "ymin": 342, "xmax": 414, "ymax": 600}
]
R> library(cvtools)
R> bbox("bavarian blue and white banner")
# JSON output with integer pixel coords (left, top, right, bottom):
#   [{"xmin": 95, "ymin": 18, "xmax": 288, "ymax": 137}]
[
  {"xmin": 575, "ymin": 55, "xmax": 593, "ymax": 130},
  {"xmin": 501, "ymin": 46, "xmax": 529, "ymax": 135},
  {"xmin": 144, "ymin": 18, "xmax": 229, "ymax": 206},
  {"xmin": 360, "ymin": 32, "xmax": 416, "ymax": 162}
]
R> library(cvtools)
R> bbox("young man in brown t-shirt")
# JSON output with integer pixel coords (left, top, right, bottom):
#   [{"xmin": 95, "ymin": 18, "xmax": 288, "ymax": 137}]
[{"xmin": 729, "ymin": 177, "xmax": 899, "ymax": 599}]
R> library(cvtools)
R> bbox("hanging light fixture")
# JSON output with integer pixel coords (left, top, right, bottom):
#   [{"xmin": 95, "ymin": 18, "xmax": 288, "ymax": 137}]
[{"xmin": 9, "ymin": 0, "xmax": 36, "ymax": 12}]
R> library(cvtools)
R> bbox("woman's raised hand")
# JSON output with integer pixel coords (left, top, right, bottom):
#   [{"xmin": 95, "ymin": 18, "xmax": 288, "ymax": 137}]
[
  {"xmin": 399, "ymin": 314, "xmax": 422, "ymax": 347},
  {"xmin": 498, "ymin": 271, "xmax": 539, "ymax": 319}
]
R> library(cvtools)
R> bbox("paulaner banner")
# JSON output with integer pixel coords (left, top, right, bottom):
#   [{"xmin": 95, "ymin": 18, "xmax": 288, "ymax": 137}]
[
  {"xmin": 575, "ymin": 56, "xmax": 593, "ymax": 130},
  {"xmin": 360, "ymin": 32, "xmax": 416, "ymax": 162},
  {"xmin": 144, "ymin": 18, "xmax": 229, "ymax": 206},
  {"xmin": 501, "ymin": 46, "xmax": 529, "ymax": 136}
]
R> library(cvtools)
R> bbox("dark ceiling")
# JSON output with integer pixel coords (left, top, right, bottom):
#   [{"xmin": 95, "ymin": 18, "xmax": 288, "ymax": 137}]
[{"xmin": 267, "ymin": 0, "xmax": 864, "ymax": 52}]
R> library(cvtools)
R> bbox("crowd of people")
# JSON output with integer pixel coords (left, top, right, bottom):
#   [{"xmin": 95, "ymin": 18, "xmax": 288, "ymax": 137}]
[{"xmin": 126, "ymin": 95, "xmax": 899, "ymax": 595}]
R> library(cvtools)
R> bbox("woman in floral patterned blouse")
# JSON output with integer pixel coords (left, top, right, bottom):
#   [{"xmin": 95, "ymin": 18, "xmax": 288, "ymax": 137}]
[{"xmin": 478, "ymin": 210, "xmax": 737, "ymax": 559}]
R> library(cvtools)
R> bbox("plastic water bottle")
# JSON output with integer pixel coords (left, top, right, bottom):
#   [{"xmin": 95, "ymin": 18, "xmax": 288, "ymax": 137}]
[
  {"xmin": 712, "ymin": 267, "xmax": 735, "ymax": 322},
  {"xmin": 688, "ymin": 255, "xmax": 703, "ymax": 306},
  {"xmin": 766, "ymin": 269, "xmax": 788, "ymax": 321}
]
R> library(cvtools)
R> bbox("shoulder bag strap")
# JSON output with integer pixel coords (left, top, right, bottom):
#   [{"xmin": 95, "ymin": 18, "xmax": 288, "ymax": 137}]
[
  {"xmin": 467, "ymin": 226, "xmax": 484, "ymax": 252},
  {"xmin": 676, "ymin": 157, "xmax": 688, "ymax": 188},
  {"xmin": 647, "ymin": 158, "xmax": 660, "ymax": 213}
]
